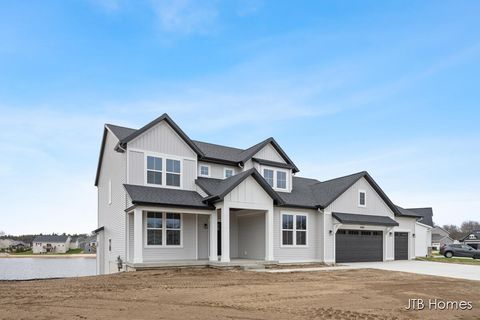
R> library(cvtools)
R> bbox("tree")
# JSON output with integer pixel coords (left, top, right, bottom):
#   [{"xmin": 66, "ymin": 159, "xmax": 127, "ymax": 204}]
[
  {"xmin": 442, "ymin": 224, "xmax": 463, "ymax": 240},
  {"xmin": 0, "ymin": 231, "xmax": 5, "ymax": 237}
]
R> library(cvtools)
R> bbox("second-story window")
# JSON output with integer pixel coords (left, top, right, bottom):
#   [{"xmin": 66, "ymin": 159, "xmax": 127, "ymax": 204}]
[
  {"xmin": 166, "ymin": 159, "xmax": 181, "ymax": 187},
  {"xmin": 358, "ymin": 190, "xmax": 366, "ymax": 207},
  {"xmin": 224, "ymin": 168, "xmax": 234, "ymax": 178},
  {"xmin": 277, "ymin": 171, "xmax": 287, "ymax": 189},
  {"xmin": 263, "ymin": 169, "xmax": 274, "ymax": 186},
  {"xmin": 199, "ymin": 165, "xmax": 210, "ymax": 177},
  {"xmin": 147, "ymin": 156, "xmax": 162, "ymax": 185}
]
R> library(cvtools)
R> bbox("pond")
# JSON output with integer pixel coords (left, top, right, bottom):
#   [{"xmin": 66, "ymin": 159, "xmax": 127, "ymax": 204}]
[{"xmin": 0, "ymin": 257, "xmax": 96, "ymax": 280}]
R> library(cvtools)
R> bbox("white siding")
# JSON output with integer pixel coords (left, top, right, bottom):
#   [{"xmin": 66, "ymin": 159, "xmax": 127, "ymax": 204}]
[
  {"xmin": 128, "ymin": 150, "xmax": 144, "ymax": 185},
  {"xmin": 414, "ymin": 223, "xmax": 430, "ymax": 257},
  {"xmin": 254, "ymin": 143, "xmax": 286, "ymax": 163},
  {"xmin": 98, "ymin": 130, "xmax": 127, "ymax": 274},
  {"xmin": 273, "ymin": 208, "xmax": 320, "ymax": 263},
  {"xmin": 237, "ymin": 213, "xmax": 265, "ymax": 259},
  {"xmin": 326, "ymin": 177, "xmax": 395, "ymax": 218},
  {"xmin": 183, "ymin": 159, "xmax": 196, "ymax": 191},
  {"xmin": 322, "ymin": 212, "xmax": 335, "ymax": 263},
  {"xmin": 198, "ymin": 161, "xmax": 237, "ymax": 179},
  {"xmin": 129, "ymin": 120, "xmax": 197, "ymax": 159},
  {"xmin": 128, "ymin": 213, "xmax": 134, "ymax": 262},
  {"xmin": 197, "ymin": 215, "xmax": 209, "ymax": 259},
  {"xmin": 142, "ymin": 212, "xmax": 197, "ymax": 262},
  {"xmin": 224, "ymin": 176, "xmax": 273, "ymax": 208}
]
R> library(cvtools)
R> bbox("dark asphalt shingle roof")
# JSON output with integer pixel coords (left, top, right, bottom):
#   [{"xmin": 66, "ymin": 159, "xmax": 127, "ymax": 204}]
[
  {"xmin": 124, "ymin": 184, "xmax": 214, "ymax": 209},
  {"xmin": 432, "ymin": 234, "xmax": 449, "ymax": 242},
  {"xmin": 196, "ymin": 168, "xmax": 284, "ymax": 204},
  {"xmin": 404, "ymin": 207, "xmax": 433, "ymax": 227},
  {"xmin": 105, "ymin": 124, "xmax": 136, "ymax": 141},
  {"xmin": 33, "ymin": 235, "xmax": 69, "ymax": 243},
  {"xmin": 332, "ymin": 212, "xmax": 399, "ymax": 227},
  {"xmin": 192, "ymin": 140, "xmax": 243, "ymax": 163}
]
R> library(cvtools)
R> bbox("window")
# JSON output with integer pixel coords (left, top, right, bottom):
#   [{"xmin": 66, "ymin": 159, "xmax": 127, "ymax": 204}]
[
  {"xmin": 282, "ymin": 213, "xmax": 307, "ymax": 246},
  {"xmin": 277, "ymin": 171, "xmax": 287, "ymax": 189},
  {"xmin": 469, "ymin": 234, "xmax": 477, "ymax": 240},
  {"xmin": 358, "ymin": 190, "xmax": 366, "ymax": 207},
  {"xmin": 224, "ymin": 168, "xmax": 234, "ymax": 178},
  {"xmin": 166, "ymin": 159, "xmax": 181, "ymax": 187},
  {"xmin": 146, "ymin": 212, "xmax": 182, "ymax": 246},
  {"xmin": 147, "ymin": 212, "xmax": 162, "ymax": 245},
  {"xmin": 147, "ymin": 156, "xmax": 162, "ymax": 185},
  {"xmin": 263, "ymin": 169, "xmax": 274, "ymax": 187},
  {"xmin": 166, "ymin": 213, "xmax": 181, "ymax": 245},
  {"xmin": 199, "ymin": 165, "xmax": 210, "ymax": 177}
]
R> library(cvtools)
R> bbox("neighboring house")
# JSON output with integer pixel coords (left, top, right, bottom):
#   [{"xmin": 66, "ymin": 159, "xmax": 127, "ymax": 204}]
[
  {"xmin": 461, "ymin": 230, "xmax": 480, "ymax": 249},
  {"xmin": 32, "ymin": 235, "xmax": 71, "ymax": 254},
  {"xmin": 0, "ymin": 239, "xmax": 30, "ymax": 252},
  {"xmin": 431, "ymin": 226, "xmax": 454, "ymax": 250},
  {"xmin": 0, "ymin": 239, "xmax": 14, "ymax": 250},
  {"xmin": 79, "ymin": 236, "xmax": 97, "ymax": 253},
  {"xmin": 69, "ymin": 236, "xmax": 80, "ymax": 250},
  {"xmin": 94, "ymin": 113, "xmax": 433, "ymax": 274}
]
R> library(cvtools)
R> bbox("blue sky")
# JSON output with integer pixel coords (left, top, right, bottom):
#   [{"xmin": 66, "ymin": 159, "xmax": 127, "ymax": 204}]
[{"xmin": 0, "ymin": 0, "xmax": 479, "ymax": 235}]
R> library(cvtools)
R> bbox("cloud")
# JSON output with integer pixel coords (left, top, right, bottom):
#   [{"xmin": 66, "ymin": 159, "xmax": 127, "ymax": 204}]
[{"xmin": 149, "ymin": 0, "xmax": 219, "ymax": 35}]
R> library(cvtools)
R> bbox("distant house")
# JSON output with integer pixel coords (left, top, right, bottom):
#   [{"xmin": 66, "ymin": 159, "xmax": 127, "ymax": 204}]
[
  {"xmin": 431, "ymin": 226, "xmax": 454, "ymax": 250},
  {"xmin": 79, "ymin": 236, "xmax": 97, "ymax": 254},
  {"xmin": 69, "ymin": 236, "xmax": 80, "ymax": 250},
  {"xmin": 0, "ymin": 239, "xmax": 30, "ymax": 252},
  {"xmin": 461, "ymin": 230, "xmax": 480, "ymax": 249},
  {"xmin": 32, "ymin": 235, "xmax": 71, "ymax": 254}
]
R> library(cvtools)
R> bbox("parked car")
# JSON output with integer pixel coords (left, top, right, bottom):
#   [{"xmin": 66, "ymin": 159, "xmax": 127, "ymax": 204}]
[{"xmin": 440, "ymin": 244, "xmax": 480, "ymax": 259}]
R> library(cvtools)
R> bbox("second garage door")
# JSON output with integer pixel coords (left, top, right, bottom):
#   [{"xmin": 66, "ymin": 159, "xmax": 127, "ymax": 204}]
[
  {"xmin": 336, "ymin": 229, "xmax": 383, "ymax": 263},
  {"xmin": 394, "ymin": 232, "xmax": 409, "ymax": 260}
]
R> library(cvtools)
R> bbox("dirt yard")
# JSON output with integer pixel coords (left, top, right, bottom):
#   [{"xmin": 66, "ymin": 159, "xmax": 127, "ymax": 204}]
[{"xmin": 1, "ymin": 268, "xmax": 479, "ymax": 320}]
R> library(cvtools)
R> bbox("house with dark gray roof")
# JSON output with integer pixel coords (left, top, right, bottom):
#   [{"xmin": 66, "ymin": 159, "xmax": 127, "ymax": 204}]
[
  {"xmin": 94, "ymin": 113, "xmax": 433, "ymax": 274},
  {"xmin": 32, "ymin": 235, "xmax": 71, "ymax": 254},
  {"xmin": 461, "ymin": 230, "xmax": 480, "ymax": 249}
]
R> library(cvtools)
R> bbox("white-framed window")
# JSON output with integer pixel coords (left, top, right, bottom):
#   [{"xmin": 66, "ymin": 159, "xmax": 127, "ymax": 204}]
[
  {"xmin": 145, "ymin": 154, "xmax": 182, "ymax": 188},
  {"xmin": 358, "ymin": 190, "xmax": 366, "ymax": 207},
  {"xmin": 108, "ymin": 179, "xmax": 112, "ymax": 205},
  {"xmin": 166, "ymin": 159, "xmax": 181, "ymax": 187},
  {"xmin": 262, "ymin": 167, "xmax": 288, "ymax": 191},
  {"xmin": 224, "ymin": 168, "xmax": 234, "ymax": 178},
  {"xmin": 263, "ymin": 169, "xmax": 274, "ymax": 186},
  {"xmin": 469, "ymin": 234, "xmax": 477, "ymax": 240},
  {"xmin": 146, "ymin": 212, "xmax": 182, "ymax": 247},
  {"xmin": 281, "ymin": 213, "xmax": 307, "ymax": 246},
  {"xmin": 199, "ymin": 165, "xmax": 210, "ymax": 177},
  {"xmin": 147, "ymin": 156, "xmax": 162, "ymax": 185}
]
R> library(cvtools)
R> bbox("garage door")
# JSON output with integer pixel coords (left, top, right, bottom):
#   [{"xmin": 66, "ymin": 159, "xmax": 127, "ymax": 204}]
[
  {"xmin": 336, "ymin": 229, "xmax": 383, "ymax": 263},
  {"xmin": 394, "ymin": 232, "xmax": 408, "ymax": 260}
]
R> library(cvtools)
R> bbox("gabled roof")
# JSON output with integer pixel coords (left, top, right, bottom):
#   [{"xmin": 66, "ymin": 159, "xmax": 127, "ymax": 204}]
[
  {"xmin": 461, "ymin": 230, "xmax": 480, "ymax": 242},
  {"xmin": 332, "ymin": 212, "xmax": 399, "ymax": 227},
  {"xmin": 119, "ymin": 113, "xmax": 204, "ymax": 156},
  {"xmin": 195, "ymin": 168, "xmax": 284, "ymax": 204},
  {"xmin": 404, "ymin": 207, "xmax": 433, "ymax": 227},
  {"xmin": 124, "ymin": 184, "xmax": 214, "ymax": 210},
  {"xmin": 192, "ymin": 140, "xmax": 243, "ymax": 165},
  {"xmin": 33, "ymin": 235, "xmax": 69, "ymax": 243},
  {"xmin": 106, "ymin": 124, "xmax": 136, "ymax": 141}
]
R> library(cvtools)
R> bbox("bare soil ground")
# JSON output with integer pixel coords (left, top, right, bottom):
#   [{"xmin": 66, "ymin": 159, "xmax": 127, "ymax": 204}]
[{"xmin": 0, "ymin": 268, "xmax": 479, "ymax": 320}]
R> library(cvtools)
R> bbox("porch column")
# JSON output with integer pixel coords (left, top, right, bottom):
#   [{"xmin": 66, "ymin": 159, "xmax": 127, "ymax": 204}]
[
  {"xmin": 221, "ymin": 206, "xmax": 230, "ymax": 262},
  {"xmin": 209, "ymin": 210, "xmax": 218, "ymax": 262},
  {"xmin": 133, "ymin": 208, "xmax": 143, "ymax": 264},
  {"xmin": 265, "ymin": 208, "xmax": 274, "ymax": 261}
]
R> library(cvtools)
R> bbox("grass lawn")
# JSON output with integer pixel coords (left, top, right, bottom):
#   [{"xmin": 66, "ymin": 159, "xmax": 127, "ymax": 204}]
[
  {"xmin": 417, "ymin": 256, "xmax": 480, "ymax": 265},
  {"xmin": 10, "ymin": 250, "xmax": 33, "ymax": 255},
  {"xmin": 10, "ymin": 248, "xmax": 84, "ymax": 255},
  {"xmin": 64, "ymin": 248, "xmax": 84, "ymax": 254}
]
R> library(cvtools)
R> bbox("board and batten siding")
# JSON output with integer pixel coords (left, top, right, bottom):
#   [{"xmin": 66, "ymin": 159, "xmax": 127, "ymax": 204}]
[
  {"xmin": 254, "ymin": 144, "xmax": 286, "ymax": 163},
  {"xmin": 128, "ymin": 120, "xmax": 197, "ymax": 159},
  {"xmin": 273, "ymin": 208, "xmax": 320, "ymax": 262},
  {"xmin": 223, "ymin": 176, "xmax": 273, "ymax": 208},
  {"xmin": 325, "ymin": 177, "xmax": 395, "ymax": 217},
  {"xmin": 97, "ymin": 129, "xmax": 127, "ymax": 274},
  {"xmin": 198, "ymin": 161, "xmax": 237, "ymax": 179},
  {"xmin": 142, "ymin": 212, "xmax": 197, "ymax": 262}
]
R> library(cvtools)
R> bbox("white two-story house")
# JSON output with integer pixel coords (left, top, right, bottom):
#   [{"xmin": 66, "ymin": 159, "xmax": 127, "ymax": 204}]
[{"xmin": 94, "ymin": 113, "xmax": 432, "ymax": 274}]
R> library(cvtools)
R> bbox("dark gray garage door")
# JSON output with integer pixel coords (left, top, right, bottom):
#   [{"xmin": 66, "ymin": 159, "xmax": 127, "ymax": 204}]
[
  {"xmin": 395, "ymin": 232, "xmax": 408, "ymax": 260},
  {"xmin": 336, "ymin": 229, "xmax": 383, "ymax": 263}
]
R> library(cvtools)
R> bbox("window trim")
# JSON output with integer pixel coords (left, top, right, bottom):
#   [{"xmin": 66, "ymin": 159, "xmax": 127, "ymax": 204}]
[
  {"xmin": 261, "ymin": 165, "xmax": 289, "ymax": 191},
  {"xmin": 144, "ymin": 211, "xmax": 183, "ymax": 248},
  {"xmin": 280, "ymin": 212, "xmax": 308, "ymax": 247},
  {"xmin": 224, "ymin": 168, "xmax": 234, "ymax": 179},
  {"xmin": 144, "ymin": 152, "xmax": 183, "ymax": 189},
  {"xmin": 358, "ymin": 189, "xmax": 367, "ymax": 207},
  {"xmin": 199, "ymin": 164, "xmax": 211, "ymax": 177}
]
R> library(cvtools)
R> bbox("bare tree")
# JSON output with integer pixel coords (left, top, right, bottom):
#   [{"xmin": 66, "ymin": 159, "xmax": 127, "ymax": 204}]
[
  {"xmin": 460, "ymin": 221, "xmax": 480, "ymax": 233},
  {"xmin": 0, "ymin": 231, "xmax": 5, "ymax": 237},
  {"xmin": 442, "ymin": 224, "xmax": 463, "ymax": 240}
]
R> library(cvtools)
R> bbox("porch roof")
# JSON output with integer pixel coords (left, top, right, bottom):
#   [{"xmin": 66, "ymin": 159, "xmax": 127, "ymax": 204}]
[
  {"xmin": 124, "ymin": 184, "xmax": 214, "ymax": 209},
  {"xmin": 332, "ymin": 212, "xmax": 399, "ymax": 227}
]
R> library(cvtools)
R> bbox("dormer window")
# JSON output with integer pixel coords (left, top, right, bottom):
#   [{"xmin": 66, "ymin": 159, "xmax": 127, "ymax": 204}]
[
  {"xmin": 358, "ymin": 190, "xmax": 366, "ymax": 207},
  {"xmin": 263, "ymin": 169, "xmax": 274, "ymax": 186},
  {"xmin": 277, "ymin": 171, "xmax": 287, "ymax": 189},
  {"xmin": 199, "ymin": 165, "xmax": 210, "ymax": 177}
]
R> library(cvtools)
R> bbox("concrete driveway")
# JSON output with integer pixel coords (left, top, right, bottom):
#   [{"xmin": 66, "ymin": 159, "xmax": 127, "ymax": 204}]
[{"xmin": 343, "ymin": 260, "xmax": 480, "ymax": 281}]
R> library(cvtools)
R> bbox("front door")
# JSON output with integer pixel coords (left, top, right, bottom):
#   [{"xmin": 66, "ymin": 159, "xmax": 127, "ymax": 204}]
[{"xmin": 217, "ymin": 221, "xmax": 221, "ymax": 256}]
